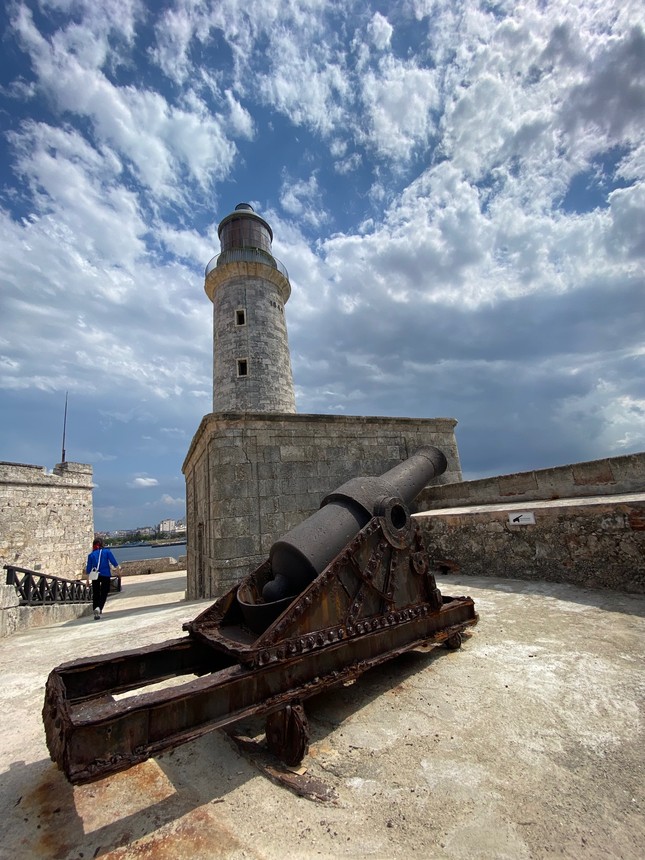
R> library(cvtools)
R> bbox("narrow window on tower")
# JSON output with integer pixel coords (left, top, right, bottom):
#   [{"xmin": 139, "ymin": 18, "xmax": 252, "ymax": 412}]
[
  {"xmin": 235, "ymin": 308, "xmax": 246, "ymax": 326},
  {"xmin": 237, "ymin": 358, "xmax": 248, "ymax": 377}
]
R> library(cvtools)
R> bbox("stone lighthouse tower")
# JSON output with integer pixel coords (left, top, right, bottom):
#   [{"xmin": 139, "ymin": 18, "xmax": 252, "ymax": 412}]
[
  {"xmin": 184, "ymin": 203, "xmax": 461, "ymax": 600},
  {"xmin": 205, "ymin": 203, "xmax": 296, "ymax": 413}
]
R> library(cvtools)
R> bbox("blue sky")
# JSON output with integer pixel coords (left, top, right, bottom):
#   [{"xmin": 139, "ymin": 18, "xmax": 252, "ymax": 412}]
[{"xmin": 1, "ymin": 0, "xmax": 644, "ymax": 532}]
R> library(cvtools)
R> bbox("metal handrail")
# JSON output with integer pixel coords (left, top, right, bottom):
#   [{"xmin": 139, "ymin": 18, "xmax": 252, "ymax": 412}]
[
  {"xmin": 4, "ymin": 564, "xmax": 92, "ymax": 605},
  {"xmin": 205, "ymin": 248, "xmax": 289, "ymax": 280}
]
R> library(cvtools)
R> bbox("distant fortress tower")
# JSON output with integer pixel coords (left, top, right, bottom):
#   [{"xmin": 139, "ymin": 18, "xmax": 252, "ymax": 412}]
[{"xmin": 205, "ymin": 203, "xmax": 296, "ymax": 413}]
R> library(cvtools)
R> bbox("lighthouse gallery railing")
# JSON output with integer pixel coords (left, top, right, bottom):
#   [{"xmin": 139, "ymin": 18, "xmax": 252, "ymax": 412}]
[{"xmin": 205, "ymin": 248, "xmax": 289, "ymax": 280}]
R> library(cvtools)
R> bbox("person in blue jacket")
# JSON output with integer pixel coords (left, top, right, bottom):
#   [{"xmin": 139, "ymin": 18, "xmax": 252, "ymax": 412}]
[{"xmin": 86, "ymin": 538, "xmax": 120, "ymax": 620}]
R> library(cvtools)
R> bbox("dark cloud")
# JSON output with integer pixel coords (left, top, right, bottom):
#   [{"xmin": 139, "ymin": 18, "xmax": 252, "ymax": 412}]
[{"xmin": 563, "ymin": 26, "xmax": 645, "ymax": 139}]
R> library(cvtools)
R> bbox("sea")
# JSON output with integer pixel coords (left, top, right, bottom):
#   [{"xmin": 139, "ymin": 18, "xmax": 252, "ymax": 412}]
[{"xmin": 110, "ymin": 543, "xmax": 187, "ymax": 563}]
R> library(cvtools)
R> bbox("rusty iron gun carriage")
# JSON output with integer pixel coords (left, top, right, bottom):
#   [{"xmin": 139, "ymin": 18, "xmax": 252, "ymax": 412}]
[{"xmin": 43, "ymin": 447, "xmax": 478, "ymax": 784}]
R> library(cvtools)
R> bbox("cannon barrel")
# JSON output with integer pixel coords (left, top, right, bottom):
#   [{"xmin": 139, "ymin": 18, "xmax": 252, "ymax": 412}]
[{"xmin": 262, "ymin": 446, "xmax": 447, "ymax": 602}]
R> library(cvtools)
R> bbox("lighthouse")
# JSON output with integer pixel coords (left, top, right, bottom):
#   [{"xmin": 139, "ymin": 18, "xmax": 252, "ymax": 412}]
[
  {"xmin": 185, "ymin": 203, "xmax": 461, "ymax": 600},
  {"xmin": 204, "ymin": 203, "xmax": 296, "ymax": 413}
]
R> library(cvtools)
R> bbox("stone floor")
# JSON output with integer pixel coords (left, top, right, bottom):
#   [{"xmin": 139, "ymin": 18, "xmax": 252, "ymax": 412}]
[{"xmin": 1, "ymin": 571, "xmax": 643, "ymax": 859}]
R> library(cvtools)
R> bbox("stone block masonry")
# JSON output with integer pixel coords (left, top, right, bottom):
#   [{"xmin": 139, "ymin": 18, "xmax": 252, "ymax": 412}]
[
  {"xmin": 0, "ymin": 586, "xmax": 92, "ymax": 638},
  {"xmin": 414, "ymin": 453, "xmax": 645, "ymax": 594},
  {"xmin": 416, "ymin": 451, "xmax": 645, "ymax": 510},
  {"xmin": 0, "ymin": 461, "xmax": 94, "ymax": 580},
  {"xmin": 183, "ymin": 412, "xmax": 462, "ymax": 598},
  {"xmin": 118, "ymin": 556, "xmax": 187, "ymax": 577},
  {"xmin": 415, "ymin": 494, "xmax": 645, "ymax": 594},
  {"xmin": 211, "ymin": 268, "xmax": 296, "ymax": 413}
]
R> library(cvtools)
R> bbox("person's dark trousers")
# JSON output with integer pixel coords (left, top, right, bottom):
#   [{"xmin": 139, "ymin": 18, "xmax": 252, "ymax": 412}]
[{"xmin": 92, "ymin": 577, "xmax": 111, "ymax": 612}]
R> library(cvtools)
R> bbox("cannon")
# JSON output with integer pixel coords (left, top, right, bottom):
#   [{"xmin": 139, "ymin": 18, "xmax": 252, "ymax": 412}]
[{"xmin": 43, "ymin": 447, "xmax": 478, "ymax": 784}]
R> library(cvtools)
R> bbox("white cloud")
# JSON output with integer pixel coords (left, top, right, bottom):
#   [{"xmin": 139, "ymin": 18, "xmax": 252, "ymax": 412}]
[
  {"xmin": 130, "ymin": 477, "xmax": 159, "ymax": 488},
  {"xmin": 368, "ymin": 13, "xmax": 393, "ymax": 51},
  {"xmin": 616, "ymin": 142, "xmax": 645, "ymax": 183},
  {"xmin": 563, "ymin": 25, "xmax": 645, "ymax": 141},
  {"xmin": 225, "ymin": 90, "xmax": 255, "ymax": 139},
  {"xmin": 335, "ymin": 152, "xmax": 362, "ymax": 175},
  {"xmin": 12, "ymin": 3, "xmax": 236, "ymax": 200},
  {"xmin": 160, "ymin": 493, "xmax": 185, "ymax": 505},
  {"xmin": 258, "ymin": 39, "xmax": 349, "ymax": 135},
  {"xmin": 360, "ymin": 57, "xmax": 439, "ymax": 162},
  {"xmin": 606, "ymin": 182, "xmax": 645, "ymax": 260},
  {"xmin": 149, "ymin": 2, "xmax": 200, "ymax": 83},
  {"xmin": 8, "ymin": 122, "xmax": 145, "ymax": 266},
  {"xmin": 555, "ymin": 380, "xmax": 645, "ymax": 454},
  {"xmin": 279, "ymin": 174, "xmax": 329, "ymax": 228},
  {"xmin": 157, "ymin": 224, "xmax": 215, "ymax": 265}
]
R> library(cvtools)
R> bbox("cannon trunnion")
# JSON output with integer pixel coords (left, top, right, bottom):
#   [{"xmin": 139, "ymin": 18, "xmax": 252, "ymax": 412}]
[{"xmin": 43, "ymin": 448, "xmax": 478, "ymax": 784}]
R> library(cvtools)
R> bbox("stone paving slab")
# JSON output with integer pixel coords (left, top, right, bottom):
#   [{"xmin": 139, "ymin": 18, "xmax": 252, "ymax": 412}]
[{"xmin": 0, "ymin": 571, "xmax": 643, "ymax": 859}]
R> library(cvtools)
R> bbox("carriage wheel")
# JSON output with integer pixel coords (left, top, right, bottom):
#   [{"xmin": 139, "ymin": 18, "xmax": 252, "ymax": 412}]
[{"xmin": 265, "ymin": 702, "xmax": 310, "ymax": 766}]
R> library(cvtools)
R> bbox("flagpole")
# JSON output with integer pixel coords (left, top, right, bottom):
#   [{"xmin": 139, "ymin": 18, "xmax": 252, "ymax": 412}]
[{"xmin": 61, "ymin": 391, "xmax": 68, "ymax": 463}]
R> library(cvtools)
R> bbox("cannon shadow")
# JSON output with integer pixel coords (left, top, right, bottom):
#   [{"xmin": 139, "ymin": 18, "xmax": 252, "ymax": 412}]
[{"xmin": 7, "ymin": 641, "xmax": 462, "ymax": 857}]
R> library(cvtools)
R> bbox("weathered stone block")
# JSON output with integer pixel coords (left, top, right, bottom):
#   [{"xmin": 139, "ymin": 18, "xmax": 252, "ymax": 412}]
[
  {"xmin": 222, "ymin": 497, "xmax": 257, "ymax": 517},
  {"xmin": 280, "ymin": 445, "xmax": 308, "ymax": 462},
  {"xmin": 572, "ymin": 460, "xmax": 615, "ymax": 486},
  {"xmin": 498, "ymin": 472, "xmax": 539, "ymax": 497},
  {"xmin": 0, "ymin": 607, "xmax": 19, "ymax": 638},
  {"xmin": 260, "ymin": 512, "xmax": 285, "ymax": 535},
  {"xmin": 0, "ymin": 585, "xmax": 19, "ymax": 610}
]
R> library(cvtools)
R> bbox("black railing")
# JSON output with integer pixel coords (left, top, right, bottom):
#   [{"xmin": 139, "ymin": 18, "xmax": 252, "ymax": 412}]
[
  {"xmin": 205, "ymin": 248, "xmax": 289, "ymax": 280},
  {"xmin": 4, "ymin": 565, "xmax": 92, "ymax": 605}
]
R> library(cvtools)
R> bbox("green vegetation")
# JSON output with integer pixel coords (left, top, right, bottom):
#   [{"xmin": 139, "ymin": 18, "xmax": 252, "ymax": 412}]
[{"xmin": 104, "ymin": 531, "xmax": 153, "ymax": 546}]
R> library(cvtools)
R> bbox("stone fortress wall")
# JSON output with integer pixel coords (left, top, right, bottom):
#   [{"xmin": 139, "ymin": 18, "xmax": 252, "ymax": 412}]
[
  {"xmin": 0, "ymin": 460, "xmax": 94, "ymax": 579},
  {"xmin": 183, "ymin": 412, "xmax": 461, "ymax": 599},
  {"xmin": 414, "ymin": 452, "xmax": 645, "ymax": 594},
  {"xmin": 416, "ymin": 451, "xmax": 645, "ymax": 510}
]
